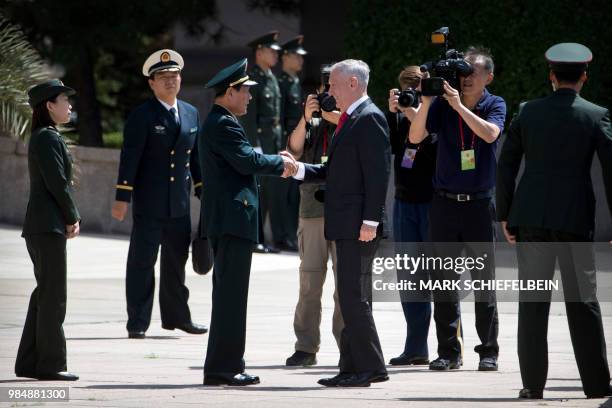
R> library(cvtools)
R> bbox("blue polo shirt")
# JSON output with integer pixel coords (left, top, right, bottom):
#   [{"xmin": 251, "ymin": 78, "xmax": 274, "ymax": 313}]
[{"xmin": 426, "ymin": 88, "xmax": 506, "ymax": 194}]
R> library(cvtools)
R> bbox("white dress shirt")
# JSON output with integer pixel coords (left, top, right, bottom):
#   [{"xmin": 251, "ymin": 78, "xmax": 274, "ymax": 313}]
[{"xmin": 157, "ymin": 98, "xmax": 180, "ymax": 125}]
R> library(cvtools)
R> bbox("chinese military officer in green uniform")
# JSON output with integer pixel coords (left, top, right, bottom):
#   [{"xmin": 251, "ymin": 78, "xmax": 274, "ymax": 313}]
[
  {"xmin": 16, "ymin": 80, "xmax": 80, "ymax": 381},
  {"xmin": 497, "ymin": 43, "xmax": 612, "ymax": 399},
  {"xmin": 111, "ymin": 49, "xmax": 207, "ymax": 339},
  {"xmin": 199, "ymin": 58, "xmax": 297, "ymax": 385},
  {"xmin": 240, "ymin": 31, "xmax": 292, "ymax": 252},
  {"xmin": 277, "ymin": 35, "xmax": 308, "ymax": 251}
]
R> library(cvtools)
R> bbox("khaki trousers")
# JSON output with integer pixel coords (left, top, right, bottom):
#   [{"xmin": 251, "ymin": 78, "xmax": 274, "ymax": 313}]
[{"xmin": 293, "ymin": 217, "xmax": 343, "ymax": 353}]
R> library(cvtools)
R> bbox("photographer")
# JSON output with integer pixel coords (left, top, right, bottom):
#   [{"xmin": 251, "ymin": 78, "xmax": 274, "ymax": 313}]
[
  {"xmin": 284, "ymin": 66, "xmax": 342, "ymax": 367},
  {"xmin": 409, "ymin": 46, "xmax": 506, "ymax": 372},
  {"xmin": 386, "ymin": 66, "xmax": 436, "ymax": 367}
]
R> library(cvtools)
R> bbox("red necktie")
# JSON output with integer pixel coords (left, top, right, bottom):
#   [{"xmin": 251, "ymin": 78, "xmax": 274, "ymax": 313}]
[{"xmin": 335, "ymin": 111, "xmax": 349, "ymax": 135}]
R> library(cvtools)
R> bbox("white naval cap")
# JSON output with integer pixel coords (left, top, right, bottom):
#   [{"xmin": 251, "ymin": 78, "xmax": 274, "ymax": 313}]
[{"xmin": 142, "ymin": 49, "xmax": 184, "ymax": 77}]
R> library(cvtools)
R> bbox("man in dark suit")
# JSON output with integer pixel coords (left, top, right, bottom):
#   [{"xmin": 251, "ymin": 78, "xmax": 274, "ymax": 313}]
[
  {"xmin": 111, "ymin": 49, "xmax": 207, "ymax": 339},
  {"xmin": 291, "ymin": 59, "xmax": 391, "ymax": 387},
  {"xmin": 199, "ymin": 59, "xmax": 297, "ymax": 386},
  {"xmin": 497, "ymin": 42, "xmax": 612, "ymax": 399}
]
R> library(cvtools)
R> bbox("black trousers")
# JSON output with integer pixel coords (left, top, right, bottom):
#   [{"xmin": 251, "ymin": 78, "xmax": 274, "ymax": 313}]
[
  {"xmin": 517, "ymin": 226, "xmax": 610, "ymax": 396},
  {"xmin": 16, "ymin": 233, "xmax": 68, "ymax": 376},
  {"xmin": 204, "ymin": 235, "xmax": 254, "ymax": 375},
  {"xmin": 278, "ymin": 178, "xmax": 299, "ymax": 243},
  {"xmin": 260, "ymin": 176, "xmax": 288, "ymax": 243},
  {"xmin": 258, "ymin": 131, "xmax": 288, "ymax": 244},
  {"xmin": 428, "ymin": 194, "xmax": 499, "ymax": 360},
  {"xmin": 335, "ymin": 238, "xmax": 386, "ymax": 374},
  {"xmin": 126, "ymin": 214, "xmax": 192, "ymax": 332}
]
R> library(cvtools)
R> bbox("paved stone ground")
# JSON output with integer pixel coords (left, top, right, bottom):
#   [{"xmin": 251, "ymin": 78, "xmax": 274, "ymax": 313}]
[{"xmin": 0, "ymin": 224, "xmax": 611, "ymax": 407}]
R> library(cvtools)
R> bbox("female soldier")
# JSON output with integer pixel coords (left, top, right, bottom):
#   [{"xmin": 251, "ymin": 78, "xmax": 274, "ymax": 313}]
[{"xmin": 15, "ymin": 79, "xmax": 81, "ymax": 381}]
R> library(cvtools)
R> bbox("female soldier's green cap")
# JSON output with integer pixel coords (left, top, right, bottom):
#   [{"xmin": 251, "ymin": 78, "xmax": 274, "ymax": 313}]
[{"xmin": 28, "ymin": 79, "xmax": 75, "ymax": 107}]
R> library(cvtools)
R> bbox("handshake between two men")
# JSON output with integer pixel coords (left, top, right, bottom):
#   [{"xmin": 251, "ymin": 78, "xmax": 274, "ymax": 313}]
[
  {"xmin": 279, "ymin": 150, "xmax": 299, "ymax": 179},
  {"xmin": 276, "ymin": 150, "xmax": 378, "ymax": 243}
]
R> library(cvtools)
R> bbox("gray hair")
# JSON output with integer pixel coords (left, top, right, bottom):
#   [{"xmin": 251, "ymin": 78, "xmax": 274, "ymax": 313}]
[
  {"xmin": 331, "ymin": 59, "xmax": 370, "ymax": 91},
  {"xmin": 465, "ymin": 46, "xmax": 495, "ymax": 73}
]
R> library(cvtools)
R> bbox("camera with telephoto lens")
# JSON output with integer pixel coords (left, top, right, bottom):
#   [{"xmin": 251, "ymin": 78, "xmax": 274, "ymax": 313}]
[
  {"xmin": 395, "ymin": 88, "xmax": 420, "ymax": 108},
  {"xmin": 419, "ymin": 27, "xmax": 473, "ymax": 96},
  {"xmin": 312, "ymin": 64, "xmax": 337, "ymax": 118}
]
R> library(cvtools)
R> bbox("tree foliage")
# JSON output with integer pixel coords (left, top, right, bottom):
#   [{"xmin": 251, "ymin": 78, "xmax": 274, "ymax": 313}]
[
  {"xmin": 1, "ymin": 0, "xmax": 219, "ymax": 146},
  {"xmin": 345, "ymin": 0, "xmax": 612, "ymax": 124},
  {"xmin": 0, "ymin": 14, "xmax": 49, "ymax": 139}
]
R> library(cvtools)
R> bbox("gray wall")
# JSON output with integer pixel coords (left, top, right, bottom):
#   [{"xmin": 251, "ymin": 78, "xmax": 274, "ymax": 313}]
[
  {"xmin": 174, "ymin": 0, "xmax": 348, "ymax": 120},
  {"xmin": 0, "ymin": 137, "xmax": 200, "ymax": 236},
  {"xmin": 1, "ymin": 135, "xmax": 610, "ymax": 240}
]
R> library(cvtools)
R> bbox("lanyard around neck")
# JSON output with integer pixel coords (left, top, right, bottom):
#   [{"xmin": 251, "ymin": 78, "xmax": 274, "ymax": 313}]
[
  {"xmin": 458, "ymin": 110, "xmax": 478, "ymax": 150},
  {"xmin": 322, "ymin": 127, "xmax": 328, "ymax": 155}
]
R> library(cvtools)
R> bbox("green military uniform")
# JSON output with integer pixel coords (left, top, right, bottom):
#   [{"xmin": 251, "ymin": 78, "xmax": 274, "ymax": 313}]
[
  {"xmin": 241, "ymin": 64, "xmax": 282, "ymax": 152},
  {"xmin": 239, "ymin": 31, "xmax": 289, "ymax": 249},
  {"xmin": 278, "ymin": 35, "xmax": 307, "ymax": 147},
  {"xmin": 16, "ymin": 80, "xmax": 80, "ymax": 379},
  {"xmin": 199, "ymin": 59, "xmax": 285, "ymax": 383},
  {"xmin": 278, "ymin": 69, "xmax": 302, "ymax": 140},
  {"xmin": 277, "ymin": 35, "xmax": 308, "ymax": 250},
  {"xmin": 497, "ymin": 43, "xmax": 612, "ymax": 399}
]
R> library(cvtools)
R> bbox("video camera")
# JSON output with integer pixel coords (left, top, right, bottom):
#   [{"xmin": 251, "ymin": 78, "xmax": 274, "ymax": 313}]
[
  {"xmin": 312, "ymin": 64, "xmax": 337, "ymax": 118},
  {"xmin": 419, "ymin": 27, "xmax": 473, "ymax": 96}
]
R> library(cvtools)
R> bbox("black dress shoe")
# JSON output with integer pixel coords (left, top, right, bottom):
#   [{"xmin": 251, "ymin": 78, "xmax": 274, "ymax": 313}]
[
  {"xmin": 369, "ymin": 370, "xmax": 389, "ymax": 383},
  {"xmin": 429, "ymin": 357, "xmax": 462, "ymax": 371},
  {"xmin": 15, "ymin": 372, "xmax": 37, "ymax": 379},
  {"xmin": 389, "ymin": 353, "xmax": 429, "ymax": 366},
  {"xmin": 203, "ymin": 373, "xmax": 260, "ymax": 386},
  {"xmin": 162, "ymin": 322, "xmax": 208, "ymax": 334},
  {"xmin": 128, "ymin": 331, "xmax": 145, "ymax": 339},
  {"xmin": 336, "ymin": 372, "xmax": 375, "ymax": 387},
  {"xmin": 275, "ymin": 239, "xmax": 298, "ymax": 252},
  {"xmin": 286, "ymin": 351, "xmax": 317, "ymax": 366},
  {"xmin": 37, "ymin": 372, "xmax": 79, "ymax": 381},
  {"xmin": 318, "ymin": 372, "xmax": 353, "ymax": 387},
  {"xmin": 253, "ymin": 244, "xmax": 268, "ymax": 253},
  {"xmin": 266, "ymin": 244, "xmax": 280, "ymax": 253},
  {"xmin": 586, "ymin": 385, "xmax": 612, "ymax": 399},
  {"xmin": 478, "ymin": 356, "xmax": 498, "ymax": 371},
  {"xmin": 518, "ymin": 388, "xmax": 543, "ymax": 399},
  {"xmin": 253, "ymin": 244, "xmax": 280, "ymax": 254}
]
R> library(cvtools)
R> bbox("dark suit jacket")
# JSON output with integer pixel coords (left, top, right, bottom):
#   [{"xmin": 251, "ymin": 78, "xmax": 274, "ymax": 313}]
[
  {"xmin": 116, "ymin": 98, "xmax": 202, "ymax": 219},
  {"xmin": 303, "ymin": 98, "xmax": 391, "ymax": 240},
  {"xmin": 497, "ymin": 88, "xmax": 612, "ymax": 238},
  {"xmin": 22, "ymin": 126, "xmax": 80, "ymax": 236},
  {"xmin": 198, "ymin": 104, "xmax": 284, "ymax": 243}
]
